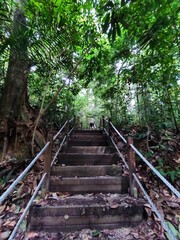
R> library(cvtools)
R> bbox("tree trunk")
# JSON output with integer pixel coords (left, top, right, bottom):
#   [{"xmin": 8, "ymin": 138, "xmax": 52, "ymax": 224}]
[
  {"xmin": 136, "ymin": 85, "xmax": 141, "ymax": 126},
  {"xmin": 0, "ymin": 3, "xmax": 39, "ymax": 161},
  {"xmin": 0, "ymin": 6, "xmax": 30, "ymax": 130},
  {"xmin": 166, "ymin": 88, "xmax": 179, "ymax": 133}
]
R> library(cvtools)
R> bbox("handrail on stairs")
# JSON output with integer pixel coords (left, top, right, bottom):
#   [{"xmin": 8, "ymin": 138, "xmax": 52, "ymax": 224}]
[
  {"xmin": 0, "ymin": 117, "xmax": 75, "ymax": 239},
  {"xmin": 102, "ymin": 116, "xmax": 179, "ymax": 240}
]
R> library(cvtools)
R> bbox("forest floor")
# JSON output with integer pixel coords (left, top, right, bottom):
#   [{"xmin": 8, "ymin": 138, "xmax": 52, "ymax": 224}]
[{"xmin": 0, "ymin": 126, "xmax": 179, "ymax": 239}]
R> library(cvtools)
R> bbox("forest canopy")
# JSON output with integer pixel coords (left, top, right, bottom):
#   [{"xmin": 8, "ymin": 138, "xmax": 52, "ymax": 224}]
[
  {"xmin": 0, "ymin": 0, "xmax": 179, "ymax": 134},
  {"xmin": 0, "ymin": 2, "xmax": 179, "ymax": 239}
]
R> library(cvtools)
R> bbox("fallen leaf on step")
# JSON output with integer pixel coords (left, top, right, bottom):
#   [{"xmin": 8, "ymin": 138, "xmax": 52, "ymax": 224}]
[
  {"xmin": 9, "ymin": 204, "xmax": 16, "ymax": 212},
  {"xmin": 64, "ymin": 214, "xmax": 69, "ymax": 220},
  {"xmin": 50, "ymin": 192, "xmax": 59, "ymax": 200},
  {"xmin": 110, "ymin": 203, "xmax": 119, "ymax": 209},
  {"xmin": 27, "ymin": 232, "xmax": 39, "ymax": 238},
  {"xmin": 162, "ymin": 189, "xmax": 170, "ymax": 197},
  {"xmin": 3, "ymin": 220, "xmax": 16, "ymax": 228},
  {"xmin": 0, "ymin": 219, "xmax": 3, "ymax": 227},
  {"xmin": 165, "ymin": 214, "xmax": 173, "ymax": 221},
  {"xmin": 123, "ymin": 170, "xmax": 129, "ymax": 176},
  {"xmin": 92, "ymin": 230, "xmax": 101, "ymax": 237},
  {"xmin": 174, "ymin": 157, "xmax": 180, "ymax": 164},
  {"xmin": 131, "ymin": 232, "xmax": 139, "ymax": 238},
  {"xmin": 0, "ymin": 231, "xmax": 11, "ymax": 240},
  {"xmin": 0, "ymin": 205, "xmax": 6, "ymax": 214}
]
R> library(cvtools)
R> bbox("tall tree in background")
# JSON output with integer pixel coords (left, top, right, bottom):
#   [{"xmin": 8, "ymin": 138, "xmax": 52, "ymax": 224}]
[
  {"xmin": 0, "ymin": 0, "xmax": 100, "ymax": 157},
  {"xmin": 0, "ymin": 0, "xmax": 30, "ymax": 129},
  {"xmin": 0, "ymin": 0, "xmax": 179, "ymax": 138}
]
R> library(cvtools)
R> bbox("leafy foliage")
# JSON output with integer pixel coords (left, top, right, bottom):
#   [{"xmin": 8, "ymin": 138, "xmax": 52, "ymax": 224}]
[
  {"xmin": 1, "ymin": 0, "xmax": 179, "ymax": 131},
  {"xmin": 0, "ymin": 2, "xmax": 179, "ymax": 239}
]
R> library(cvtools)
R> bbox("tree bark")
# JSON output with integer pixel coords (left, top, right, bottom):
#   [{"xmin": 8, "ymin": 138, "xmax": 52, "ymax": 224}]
[
  {"xmin": 0, "ymin": 6, "xmax": 29, "ymax": 127},
  {"xmin": 166, "ymin": 88, "xmax": 179, "ymax": 133}
]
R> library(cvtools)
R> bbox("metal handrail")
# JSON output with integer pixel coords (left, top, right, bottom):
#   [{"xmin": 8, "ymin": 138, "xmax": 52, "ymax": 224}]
[
  {"xmin": 106, "ymin": 120, "xmax": 180, "ymax": 240},
  {"xmin": 0, "ymin": 118, "xmax": 75, "ymax": 239},
  {"xmin": 109, "ymin": 122, "xmax": 127, "ymax": 144},
  {"xmin": 68, "ymin": 126, "xmax": 75, "ymax": 136},
  {"xmin": 69, "ymin": 117, "xmax": 75, "ymax": 123},
  {"xmin": 51, "ymin": 126, "xmax": 74, "ymax": 167},
  {"xmin": 133, "ymin": 174, "xmax": 177, "ymax": 240},
  {"xmin": 53, "ymin": 118, "xmax": 74, "ymax": 141},
  {"xmin": 0, "ymin": 142, "xmax": 50, "ymax": 204},
  {"xmin": 51, "ymin": 135, "xmax": 67, "ymax": 167},
  {"xmin": 108, "ymin": 121, "xmax": 180, "ymax": 198},
  {"xmin": 110, "ymin": 136, "xmax": 129, "ymax": 169},
  {"xmin": 104, "ymin": 127, "xmax": 128, "ymax": 168},
  {"xmin": 53, "ymin": 120, "xmax": 68, "ymax": 141},
  {"xmin": 130, "ymin": 144, "xmax": 180, "ymax": 198},
  {"xmin": 8, "ymin": 173, "xmax": 47, "ymax": 240}
]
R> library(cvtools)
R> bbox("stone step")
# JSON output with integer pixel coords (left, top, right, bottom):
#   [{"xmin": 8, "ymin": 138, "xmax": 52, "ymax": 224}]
[
  {"xmin": 74, "ymin": 130, "xmax": 103, "ymax": 135},
  {"xmin": 27, "ymin": 203, "xmax": 144, "ymax": 233},
  {"xmin": 69, "ymin": 132, "xmax": 109, "ymax": 146},
  {"xmin": 49, "ymin": 176, "xmax": 129, "ymax": 193},
  {"xmin": 69, "ymin": 140, "xmax": 109, "ymax": 146},
  {"xmin": 66, "ymin": 146, "xmax": 113, "ymax": 154},
  {"xmin": 69, "ymin": 137, "xmax": 109, "ymax": 145},
  {"xmin": 57, "ymin": 153, "xmax": 118, "ymax": 165},
  {"xmin": 70, "ymin": 134, "xmax": 108, "ymax": 140},
  {"xmin": 51, "ymin": 165, "xmax": 122, "ymax": 177}
]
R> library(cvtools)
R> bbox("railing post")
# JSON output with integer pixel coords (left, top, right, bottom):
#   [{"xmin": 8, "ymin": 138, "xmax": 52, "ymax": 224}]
[
  {"xmin": 76, "ymin": 116, "xmax": 81, "ymax": 129},
  {"xmin": 102, "ymin": 116, "xmax": 105, "ymax": 129},
  {"xmin": 65, "ymin": 120, "xmax": 70, "ymax": 150},
  {"xmin": 73, "ymin": 115, "xmax": 76, "ymax": 128},
  {"xmin": 42, "ymin": 133, "xmax": 53, "ymax": 194},
  {"xmin": 108, "ymin": 118, "xmax": 111, "ymax": 136},
  {"xmin": 128, "ymin": 137, "xmax": 138, "ymax": 198},
  {"xmin": 2, "ymin": 136, "xmax": 8, "ymax": 161}
]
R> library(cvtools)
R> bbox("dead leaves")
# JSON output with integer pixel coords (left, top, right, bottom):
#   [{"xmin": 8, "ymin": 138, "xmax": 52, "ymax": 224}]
[
  {"xmin": 0, "ymin": 158, "xmax": 44, "ymax": 239},
  {"xmin": 24, "ymin": 223, "xmax": 166, "ymax": 240},
  {"xmin": 134, "ymin": 129, "xmax": 180, "ymax": 240},
  {"xmin": 165, "ymin": 196, "xmax": 180, "ymax": 208},
  {"xmin": 3, "ymin": 219, "xmax": 16, "ymax": 228},
  {"xmin": 26, "ymin": 232, "xmax": 39, "ymax": 239},
  {"xmin": 173, "ymin": 157, "xmax": 180, "ymax": 164},
  {"xmin": 0, "ymin": 204, "xmax": 21, "ymax": 238},
  {"xmin": 0, "ymin": 205, "xmax": 6, "ymax": 214},
  {"xmin": 143, "ymin": 180, "xmax": 180, "ymax": 237},
  {"xmin": 0, "ymin": 231, "xmax": 11, "ymax": 240},
  {"xmin": 64, "ymin": 214, "xmax": 69, "ymax": 220}
]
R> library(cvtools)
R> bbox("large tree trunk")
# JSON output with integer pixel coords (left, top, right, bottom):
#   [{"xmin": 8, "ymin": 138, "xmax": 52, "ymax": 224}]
[
  {"xmin": 0, "ymin": 6, "xmax": 30, "ymax": 131},
  {"xmin": 0, "ymin": 4, "xmax": 39, "ymax": 161}
]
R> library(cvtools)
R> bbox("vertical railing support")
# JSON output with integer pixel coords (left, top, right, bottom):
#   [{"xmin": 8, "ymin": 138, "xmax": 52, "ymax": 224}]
[
  {"xmin": 73, "ymin": 115, "xmax": 76, "ymax": 128},
  {"xmin": 100, "ymin": 116, "xmax": 103, "ymax": 129},
  {"xmin": 42, "ymin": 133, "xmax": 53, "ymax": 193},
  {"xmin": 108, "ymin": 118, "xmax": 112, "ymax": 136},
  {"xmin": 76, "ymin": 116, "xmax": 79, "ymax": 129},
  {"xmin": 65, "ymin": 120, "xmax": 70, "ymax": 150},
  {"xmin": 128, "ymin": 137, "xmax": 138, "ymax": 198},
  {"xmin": 2, "ymin": 136, "xmax": 8, "ymax": 161},
  {"xmin": 102, "ymin": 116, "xmax": 105, "ymax": 129}
]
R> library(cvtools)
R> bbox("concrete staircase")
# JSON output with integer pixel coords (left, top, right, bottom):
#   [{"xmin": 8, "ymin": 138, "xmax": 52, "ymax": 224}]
[{"xmin": 27, "ymin": 130, "xmax": 144, "ymax": 234}]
